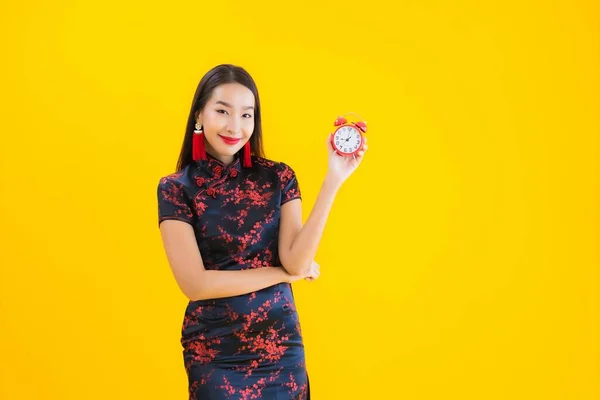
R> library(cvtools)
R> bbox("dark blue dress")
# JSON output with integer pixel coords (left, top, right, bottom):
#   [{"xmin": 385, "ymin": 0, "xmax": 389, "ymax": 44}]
[{"xmin": 157, "ymin": 153, "xmax": 310, "ymax": 399}]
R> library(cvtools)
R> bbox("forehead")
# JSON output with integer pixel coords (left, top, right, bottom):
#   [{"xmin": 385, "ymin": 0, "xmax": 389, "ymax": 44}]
[{"xmin": 210, "ymin": 83, "xmax": 255, "ymax": 107}]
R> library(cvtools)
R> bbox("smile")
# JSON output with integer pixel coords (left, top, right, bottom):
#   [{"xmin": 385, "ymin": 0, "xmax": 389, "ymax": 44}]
[{"xmin": 218, "ymin": 135, "xmax": 241, "ymax": 145}]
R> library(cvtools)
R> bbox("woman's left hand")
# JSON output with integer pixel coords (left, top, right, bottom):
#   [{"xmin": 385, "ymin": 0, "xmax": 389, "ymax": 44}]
[{"xmin": 325, "ymin": 133, "xmax": 368, "ymax": 187}]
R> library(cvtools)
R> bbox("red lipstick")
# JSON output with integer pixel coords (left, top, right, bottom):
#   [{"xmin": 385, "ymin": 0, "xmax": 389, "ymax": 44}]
[{"xmin": 219, "ymin": 135, "xmax": 241, "ymax": 145}]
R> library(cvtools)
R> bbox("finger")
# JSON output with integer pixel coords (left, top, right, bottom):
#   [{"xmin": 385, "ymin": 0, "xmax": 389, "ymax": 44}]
[
  {"xmin": 326, "ymin": 133, "xmax": 334, "ymax": 152},
  {"xmin": 330, "ymin": 145, "xmax": 339, "ymax": 156}
]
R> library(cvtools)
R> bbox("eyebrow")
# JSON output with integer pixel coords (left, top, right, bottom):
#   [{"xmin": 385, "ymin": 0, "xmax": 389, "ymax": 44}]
[{"xmin": 215, "ymin": 100, "xmax": 254, "ymax": 111}]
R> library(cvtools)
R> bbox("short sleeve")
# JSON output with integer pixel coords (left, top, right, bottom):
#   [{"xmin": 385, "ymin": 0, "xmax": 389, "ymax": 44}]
[
  {"xmin": 157, "ymin": 176, "xmax": 195, "ymax": 226},
  {"xmin": 277, "ymin": 162, "xmax": 302, "ymax": 206}
]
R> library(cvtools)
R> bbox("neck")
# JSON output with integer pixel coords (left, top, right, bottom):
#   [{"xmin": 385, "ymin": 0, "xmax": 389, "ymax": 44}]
[{"xmin": 205, "ymin": 146, "xmax": 234, "ymax": 166}]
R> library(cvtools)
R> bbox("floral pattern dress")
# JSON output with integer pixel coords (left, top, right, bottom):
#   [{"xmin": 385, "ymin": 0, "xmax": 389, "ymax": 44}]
[{"xmin": 157, "ymin": 152, "xmax": 310, "ymax": 399}]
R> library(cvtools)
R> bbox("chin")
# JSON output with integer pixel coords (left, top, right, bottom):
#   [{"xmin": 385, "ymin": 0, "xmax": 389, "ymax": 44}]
[{"xmin": 217, "ymin": 146, "xmax": 241, "ymax": 156}]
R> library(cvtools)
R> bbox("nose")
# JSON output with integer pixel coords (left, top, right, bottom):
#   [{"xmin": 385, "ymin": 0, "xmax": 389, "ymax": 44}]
[{"xmin": 227, "ymin": 117, "xmax": 242, "ymax": 135}]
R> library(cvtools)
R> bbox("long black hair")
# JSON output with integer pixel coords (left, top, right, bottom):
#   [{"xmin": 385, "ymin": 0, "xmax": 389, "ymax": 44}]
[{"xmin": 175, "ymin": 64, "xmax": 265, "ymax": 171}]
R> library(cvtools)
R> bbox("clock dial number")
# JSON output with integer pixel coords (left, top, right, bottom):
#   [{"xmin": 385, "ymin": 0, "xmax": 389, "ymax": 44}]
[{"xmin": 334, "ymin": 126, "xmax": 361, "ymax": 153}]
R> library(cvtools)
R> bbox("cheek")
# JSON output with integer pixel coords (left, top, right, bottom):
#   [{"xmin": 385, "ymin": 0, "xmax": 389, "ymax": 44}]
[
  {"xmin": 243, "ymin": 121, "xmax": 255, "ymax": 137},
  {"xmin": 205, "ymin": 112, "xmax": 225, "ymax": 127}
]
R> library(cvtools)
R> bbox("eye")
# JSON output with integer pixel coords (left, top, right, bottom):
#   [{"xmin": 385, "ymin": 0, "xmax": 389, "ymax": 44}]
[
  {"xmin": 216, "ymin": 109, "xmax": 228, "ymax": 115},
  {"xmin": 243, "ymin": 113, "xmax": 253, "ymax": 118}
]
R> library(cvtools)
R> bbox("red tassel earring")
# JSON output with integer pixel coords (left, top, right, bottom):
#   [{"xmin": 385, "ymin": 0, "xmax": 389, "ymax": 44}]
[
  {"xmin": 242, "ymin": 141, "xmax": 252, "ymax": 168},
  {"xmin": 192, "ymin": 123, "xmax": 207, "ymax": 161}
]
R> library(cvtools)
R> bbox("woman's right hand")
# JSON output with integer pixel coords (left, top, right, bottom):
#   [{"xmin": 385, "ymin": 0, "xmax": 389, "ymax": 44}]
[{"xmin": 285, "ymin": 261, "xmax": 321, "ymax": 283}]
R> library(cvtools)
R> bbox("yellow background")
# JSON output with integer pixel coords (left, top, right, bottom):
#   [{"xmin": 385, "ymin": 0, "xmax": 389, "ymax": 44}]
[{"xmin": 1, "ymin": 0, "xmax": 598, "ymax": 399}]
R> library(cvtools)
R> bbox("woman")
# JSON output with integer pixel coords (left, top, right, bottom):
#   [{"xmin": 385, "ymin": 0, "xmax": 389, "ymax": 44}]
[{"xmin": 157, "ymin": 64, "xmax": 367, "ymax": 399}]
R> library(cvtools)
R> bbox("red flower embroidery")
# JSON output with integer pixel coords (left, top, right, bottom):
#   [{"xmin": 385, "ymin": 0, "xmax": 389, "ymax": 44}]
[
  {"xmin": 195, "ymin": 176, "xmax": 207, "ymax": 186},
  {"xmin": 169, "ymin": 156, "xmax": 309, "ymax": 398}
]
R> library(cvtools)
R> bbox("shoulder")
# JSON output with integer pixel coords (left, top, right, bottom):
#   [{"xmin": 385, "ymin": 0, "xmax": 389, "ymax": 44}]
[
  {"xmin": 252, "ymin": 156, "xmax": 297, "ymax": 180},
  {"xmin": 157, "ymin": 164, "xmax": 196, "ymax": 193}
]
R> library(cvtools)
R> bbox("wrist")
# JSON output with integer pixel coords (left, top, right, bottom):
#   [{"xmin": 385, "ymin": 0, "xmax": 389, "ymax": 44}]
[
  {"xmin": 278, "ymin": 267, "xmax": 293, "ymax": 283},
  {"xmin": 323, "ymin": 173, "xmax": 343, "ymax": 192}
]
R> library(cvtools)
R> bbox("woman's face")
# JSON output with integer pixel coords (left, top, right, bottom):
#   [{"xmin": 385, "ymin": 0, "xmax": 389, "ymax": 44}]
[{"xmin": 197, "ymin": 83, "xmax": 255, "ymax": 162}]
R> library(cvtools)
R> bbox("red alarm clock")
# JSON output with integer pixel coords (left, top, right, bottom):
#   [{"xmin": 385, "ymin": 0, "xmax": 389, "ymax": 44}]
[{"xmin": 331, "ymin": 112, "xmax": 367, "ymax": 157}]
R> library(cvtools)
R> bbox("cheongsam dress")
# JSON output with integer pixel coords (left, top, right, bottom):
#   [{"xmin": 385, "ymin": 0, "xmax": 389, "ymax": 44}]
[{"xmin": 157, "ymin": 152, "xmax": 310, "ymax": 400}]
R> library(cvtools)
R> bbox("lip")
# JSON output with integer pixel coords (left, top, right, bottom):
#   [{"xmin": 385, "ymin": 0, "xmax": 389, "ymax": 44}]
[{"xmin": 218, "ymin": 135, "xmax": 241, "ymax": 145}]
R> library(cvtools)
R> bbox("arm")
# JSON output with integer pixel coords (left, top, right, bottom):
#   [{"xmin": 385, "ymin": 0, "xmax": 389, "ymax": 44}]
[
  {"xmin": 278, "ymin": 174, "xmax": 341, "ymax": 276},
  {"xmin": 197, "ymin": 269, "xmax": 290, "ymax": 300},
  {"xmin": 278, "ymin": 132, "xmax": 369, "ymax": 276},
  {"xmin": 160, "ymin": 220, "xmax": 291, "ymax": 301}
]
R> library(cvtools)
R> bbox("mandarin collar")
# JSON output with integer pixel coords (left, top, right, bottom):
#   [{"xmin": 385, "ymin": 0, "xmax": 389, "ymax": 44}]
[{"xmin": 195, "ymin": 152, "xmax": 241, "ymax": 180}]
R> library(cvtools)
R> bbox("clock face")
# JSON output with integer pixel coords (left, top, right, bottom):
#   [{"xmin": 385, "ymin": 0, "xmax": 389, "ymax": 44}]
[{"xmin": 333, "ymin": 126, "xmax": 363, "ymax": 154}]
